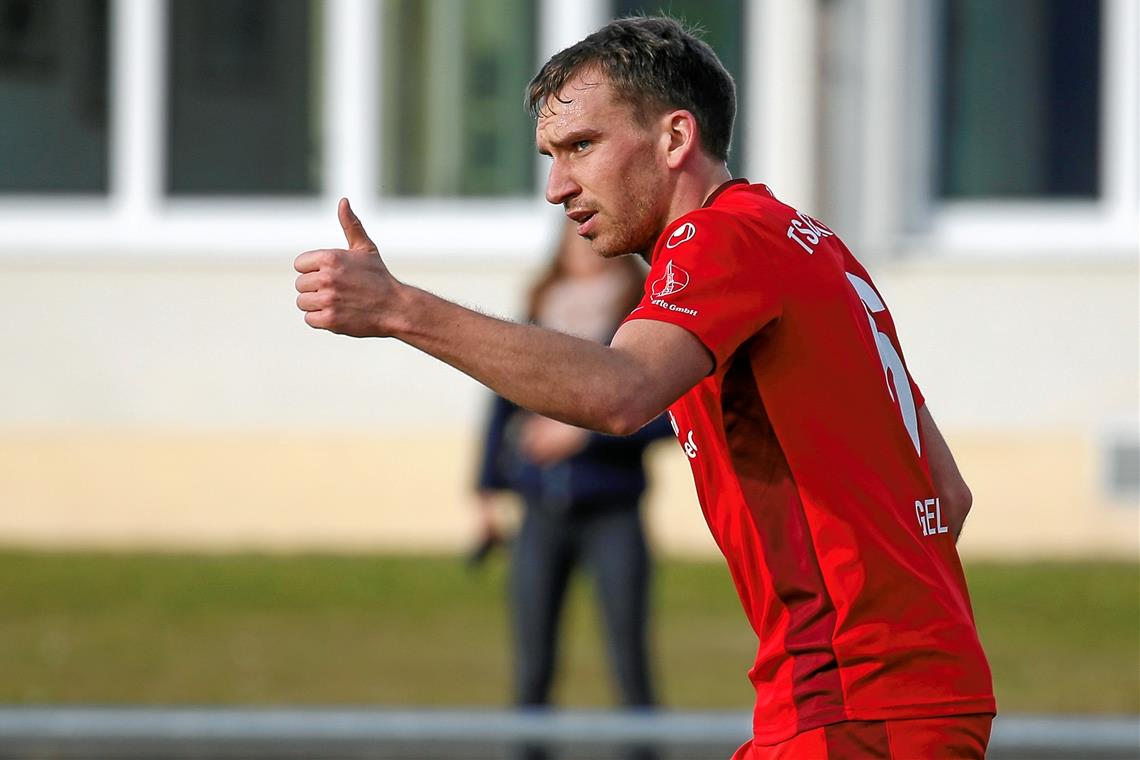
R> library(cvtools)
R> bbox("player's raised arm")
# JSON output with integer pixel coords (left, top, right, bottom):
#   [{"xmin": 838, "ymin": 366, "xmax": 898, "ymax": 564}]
[{"xmin": 293, "ymin": 200, "xmax": 712, "ymax": 435}]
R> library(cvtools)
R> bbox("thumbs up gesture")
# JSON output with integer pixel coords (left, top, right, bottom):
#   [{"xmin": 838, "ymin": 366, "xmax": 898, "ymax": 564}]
[{"xmin": 294, "ymin": 198, "xmax": 400, "ymax": 337}]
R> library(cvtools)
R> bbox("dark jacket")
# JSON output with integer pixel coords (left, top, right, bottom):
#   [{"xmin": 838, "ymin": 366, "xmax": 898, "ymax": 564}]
[{"xmin": 476, "ymin": 394, "xmax": 673, "ymax": 513}]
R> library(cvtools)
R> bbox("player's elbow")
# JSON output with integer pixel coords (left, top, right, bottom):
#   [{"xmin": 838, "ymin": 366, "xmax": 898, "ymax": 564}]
[
  {"xmin": 945, "ymin": 479, "xmax": 973, "ymax": 517},
  {"xmin": 600, "ymin": 412, "xmax": 647, "ymax": 438},
  {"xmin": 942, "ymin": 478, "xmax": 973, "ymax": 538},
  {"xmin": 584, "ymin": 351, "xmax": 680, "ymax": 436},
  {"xmin": 593, "ymin": 390, "xmax": 659, "ymax": 437}
]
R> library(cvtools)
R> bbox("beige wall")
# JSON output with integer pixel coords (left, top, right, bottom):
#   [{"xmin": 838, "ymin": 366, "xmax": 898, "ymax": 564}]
[
  {"xmin": 0, "ymin": 430, "xmax": 1135, "ymax": 559},
  {"xmin": 0, "ymin": 254, "xmax": 1136, "ymax": 558}
]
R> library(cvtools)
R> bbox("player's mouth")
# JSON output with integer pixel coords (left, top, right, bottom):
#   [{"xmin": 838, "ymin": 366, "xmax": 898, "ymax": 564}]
[{"xmin": 566, "ymin": 209, "xmax": 597, "ymax": 236}]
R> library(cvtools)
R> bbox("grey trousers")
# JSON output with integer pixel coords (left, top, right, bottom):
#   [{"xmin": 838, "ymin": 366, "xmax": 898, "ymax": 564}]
[{"xmin": 509, "ymin": 500, "xmax": 655, "ymax": 708}]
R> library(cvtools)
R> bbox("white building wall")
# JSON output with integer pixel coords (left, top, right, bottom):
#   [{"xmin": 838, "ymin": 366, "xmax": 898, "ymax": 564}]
[
  {"xmin": 0, "ymin": 250, "xmax": 1135, "ymax": 558},
  {"xmin": 0, "ymin": 0, "xmax": 1135, "ymax": 558}
]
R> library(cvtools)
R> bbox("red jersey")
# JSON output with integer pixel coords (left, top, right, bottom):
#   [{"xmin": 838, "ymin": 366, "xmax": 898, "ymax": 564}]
[{"xmin": 624, "ymin": 180, "xmax": 995, "ymax": 745}]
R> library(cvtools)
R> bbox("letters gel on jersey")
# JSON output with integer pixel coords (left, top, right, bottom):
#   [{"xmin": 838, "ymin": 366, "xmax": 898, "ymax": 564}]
[{"xmin": 624, "ymin": 180, "xmax": 995, "ymax": 745}]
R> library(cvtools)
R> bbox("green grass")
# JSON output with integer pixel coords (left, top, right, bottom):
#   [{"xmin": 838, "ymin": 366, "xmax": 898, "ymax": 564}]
[
  {"xmin": 965, "ymin": 561, "xmax": 1139, "ymax": 714},
  {"xmin": 0, "ymin": 550, "xmax": 1135, "ymax": 713}
]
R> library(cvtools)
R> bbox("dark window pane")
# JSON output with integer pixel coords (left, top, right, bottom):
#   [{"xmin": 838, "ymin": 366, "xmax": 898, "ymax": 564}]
[
  {"xmin": 380, "ymin": 0, "xmax": 537, "ymax": 197},
  {"xmin": 0, "ymin": 0, "xmax": 108, "ymax": 193},
  {"xmin": 167, "ymin": 0, "xmax": 320, "ymax": 195},
  {"xmin": 938, "ymin": 0, "xmax": 1101, "ymax": 199},
  {"xmin": 612, "ymin": 1, "xmax": 746, "ymax": 177}
]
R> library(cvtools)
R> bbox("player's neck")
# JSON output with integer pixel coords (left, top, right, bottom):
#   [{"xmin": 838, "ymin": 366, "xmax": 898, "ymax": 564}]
[
  {"xmin": 664, "ymin": 161, "xmax": 733, "ymax": 225},
  {"xmin": 700, "ymin": 165, "xmax": 736, "ymax": 207}
]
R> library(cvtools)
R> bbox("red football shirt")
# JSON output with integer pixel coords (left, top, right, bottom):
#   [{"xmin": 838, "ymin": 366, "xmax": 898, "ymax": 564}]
[{"xmin": 624, "ymin": 180, "xmax": 995, "ymax": 745}]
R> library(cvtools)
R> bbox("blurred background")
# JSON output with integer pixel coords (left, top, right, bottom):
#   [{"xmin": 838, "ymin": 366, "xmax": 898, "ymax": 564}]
[{"xmin": 0, "ymin": 0, "xmax": 1136, "ymax": 756}]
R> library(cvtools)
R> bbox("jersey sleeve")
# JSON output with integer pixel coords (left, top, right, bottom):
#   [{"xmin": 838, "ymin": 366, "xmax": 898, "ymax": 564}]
[{"xmin": 622, "ymin": 211, "xmax": 782, "ymax": 369}]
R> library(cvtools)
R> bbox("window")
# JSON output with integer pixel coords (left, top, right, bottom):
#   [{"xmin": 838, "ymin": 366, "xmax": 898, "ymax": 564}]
[
  {"xmin": 379, "ymin": 0, "xmax": 538, "ymax": 197},
  {"xmin": 166, "ymin": 0, "xmax": 321, "ymax": 195},
  {"xmin": 899, "ymin": 0, "xmax": 1137, "ymax": 254},
  {"xmin": 937, "ymin": 0, "xmax": 1101, "ymax": 199},
  {"xmin": 611, "ymin": 1, "xmax": 746, "ymax": 176},
  {"xmin": 0, "ymin": 0, "xmax": 109, "ymax": 193}
]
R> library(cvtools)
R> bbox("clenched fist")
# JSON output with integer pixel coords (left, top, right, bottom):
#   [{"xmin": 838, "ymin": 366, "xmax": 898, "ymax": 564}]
[{"xmin": 294, "ymin": 198, "xmax": 402, "ymax": 338}]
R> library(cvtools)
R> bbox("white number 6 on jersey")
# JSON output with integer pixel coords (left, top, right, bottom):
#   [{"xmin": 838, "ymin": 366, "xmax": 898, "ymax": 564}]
[{"xmin": 846, "ymin": 273, "xmax": 921, "ymax": 456}]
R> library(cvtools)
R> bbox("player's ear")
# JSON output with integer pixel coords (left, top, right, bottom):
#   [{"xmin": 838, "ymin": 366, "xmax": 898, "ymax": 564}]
[{"xmin": 663, "ymin": 110, "xmax": 698, "ymax": 170}]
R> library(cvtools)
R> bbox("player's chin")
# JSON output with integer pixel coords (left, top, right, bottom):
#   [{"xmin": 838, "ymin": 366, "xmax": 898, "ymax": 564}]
[
  {"xmin": 596, "ymin": 236, "xmax": 648, "ymax": 259},
  {"xmin": 580, "ymin": 233, "xmax": 607, "ymax": 255},
  {"xmin": 587, "ymin": 231, "xmax": 629, "ymax": 259}
]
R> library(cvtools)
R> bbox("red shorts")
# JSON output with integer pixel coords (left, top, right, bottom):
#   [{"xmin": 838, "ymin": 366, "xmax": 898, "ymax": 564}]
[{"xmin": 732, "ymin": 714, "xmax": 994, "ymax": 760}]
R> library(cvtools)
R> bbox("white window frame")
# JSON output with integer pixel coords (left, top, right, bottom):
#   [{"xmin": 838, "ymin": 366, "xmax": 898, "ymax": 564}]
[
  {"xmin": 0, "ymin": 0, "xmax": 777, "ymax": 262},
  {"xmin": 903, "ymin": 0, "xmax": 1138, "ymax": 258},
  {"xmin": 0, "ymin": 0, "xmax": 608, "ymax": 262}
]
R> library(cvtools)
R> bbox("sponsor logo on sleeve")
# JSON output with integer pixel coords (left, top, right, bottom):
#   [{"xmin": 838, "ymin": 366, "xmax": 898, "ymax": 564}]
[
  {"xmin": 649, "ymin": 261, "xmax": 698, "ymax": 316},
  {"xmin": 665, "ymin": 221, "xmax": 696, "ymax": 249},
  {"xmin": 651, "ymin": 260, "xmax": 689, "ymax": 297}
]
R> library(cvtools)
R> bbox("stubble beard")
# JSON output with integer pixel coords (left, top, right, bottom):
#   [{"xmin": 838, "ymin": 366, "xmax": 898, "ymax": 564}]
[
  {"xmin": 589, "ymin": 176, "xmax": 667, "ymax": 259},
  {"xmin": 588, "ymin": 219, "xmax": 649, "ymax": 259}
]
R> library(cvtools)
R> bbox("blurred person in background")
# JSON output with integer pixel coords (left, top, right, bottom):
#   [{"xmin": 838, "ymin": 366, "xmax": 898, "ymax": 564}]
[
  {"xmin": 472, "ymin": 219, "xmax": 670, "ymax": 717},
  {"xmin": 296, "ymin": 15, "xmax": 995, "ymax": 760}
]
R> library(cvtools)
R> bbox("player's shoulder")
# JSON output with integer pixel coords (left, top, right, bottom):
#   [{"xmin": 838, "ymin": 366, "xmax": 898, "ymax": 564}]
[
  {"xmin": 656, "ymin": 191, "xmax": 777, "ymax": 259},
  {"xmin": 659, "ymin": 207, "xmax": 729, "ymax": 250},
  {"xmin": 658, "ymin": 204, "xmax": 754, "ymax": 252}
]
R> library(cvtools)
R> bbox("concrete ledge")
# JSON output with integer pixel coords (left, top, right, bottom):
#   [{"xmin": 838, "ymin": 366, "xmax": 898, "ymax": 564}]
[{"xmin": 0, "ymin": 708, "xmax": 1135, "ymax": 759}]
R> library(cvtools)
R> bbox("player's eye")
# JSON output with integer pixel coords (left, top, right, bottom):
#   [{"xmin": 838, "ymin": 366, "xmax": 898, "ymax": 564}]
[{"xmin": 574, "ymin": 140, "xmax": 591, "ymax": 152}]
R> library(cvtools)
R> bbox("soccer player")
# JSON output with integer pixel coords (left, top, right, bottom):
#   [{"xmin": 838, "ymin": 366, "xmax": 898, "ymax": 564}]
[{"xmin": 294, "ymin": 16, "xmax": 996, "ymax": 760}]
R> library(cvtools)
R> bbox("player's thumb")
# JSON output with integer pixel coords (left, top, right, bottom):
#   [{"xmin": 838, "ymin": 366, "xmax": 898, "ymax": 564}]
[{"xmin": 338, "ymin": 197, "xmax": 376, "ymax": 251}]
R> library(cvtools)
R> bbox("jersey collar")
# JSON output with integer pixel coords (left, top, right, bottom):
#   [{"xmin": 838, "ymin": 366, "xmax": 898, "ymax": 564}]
[
  {"xmin": 649, "ymin": 179, "xmax": 758, "ymax": 265},
  {"xmin": 702, "ymin": 177, "xmax": 751, "ymax": 208}
]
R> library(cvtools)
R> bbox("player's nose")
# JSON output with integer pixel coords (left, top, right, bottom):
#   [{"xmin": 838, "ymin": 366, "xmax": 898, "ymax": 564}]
[{"xmin": 544, "ymin": 158, "xmax": 580, "ymax": 206}]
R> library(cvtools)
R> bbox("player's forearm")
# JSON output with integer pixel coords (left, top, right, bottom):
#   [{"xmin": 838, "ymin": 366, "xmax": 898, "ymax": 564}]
[
  {"xmin": 293, "ymin": 210, "xmax": 687, "ymax": 433},
  {"xmin": 918, "ymin": 406, "xmax": 973, "ymax": 542},
  {"xmin": 391, "ymin": 285, "xmax": 651, "ymax": 435}
]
